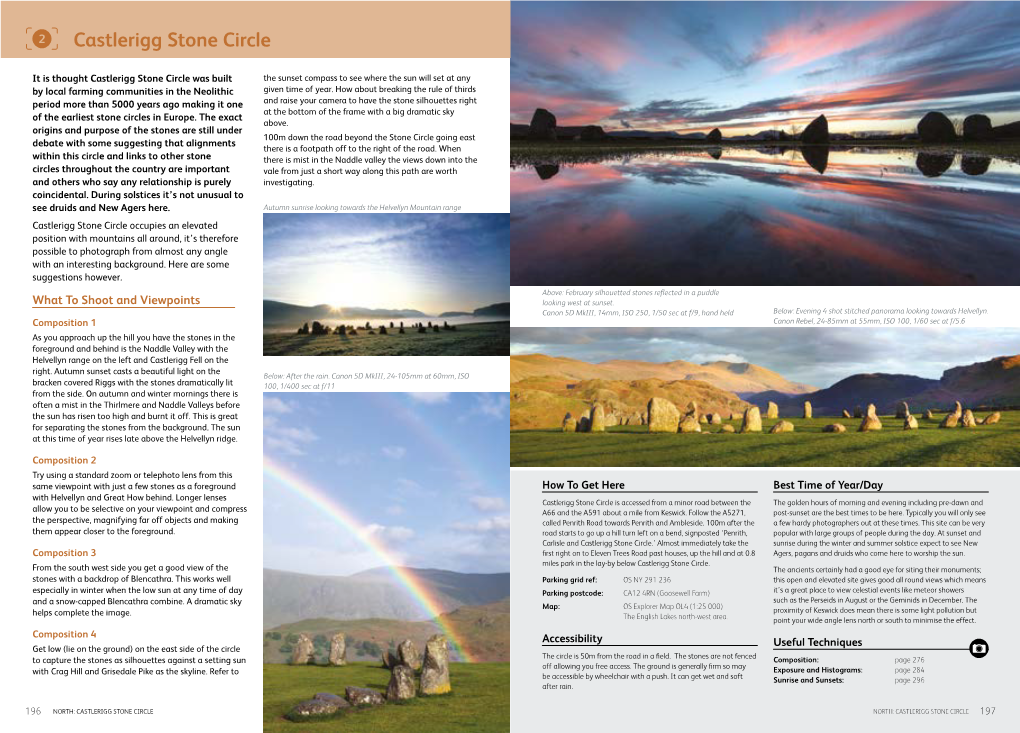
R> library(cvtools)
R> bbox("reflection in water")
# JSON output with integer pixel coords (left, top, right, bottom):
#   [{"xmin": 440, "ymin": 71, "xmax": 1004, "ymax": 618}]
[
  {"xmin": 916, "ymin": 152, "xmax": 954, "ymax": 177},
  {"xmin": 961, "ymin": 156, "xmax": 991, "ymax": 176},
  {"xmin": 509, "ymin": 147, "xmax": 1020, "ymax": 286},
  {"xmin": 800, "ymin": 146, "xmax": 829, "ymax": 174},
  {"xmin": 534, "ymin": 164, "xmax": 559, "ymax": 180}
]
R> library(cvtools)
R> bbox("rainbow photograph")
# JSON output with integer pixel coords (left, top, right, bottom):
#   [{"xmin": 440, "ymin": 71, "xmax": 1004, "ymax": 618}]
[{"xmin": 262, "ymin": 392, "xmax": 510, "ymax": 731}]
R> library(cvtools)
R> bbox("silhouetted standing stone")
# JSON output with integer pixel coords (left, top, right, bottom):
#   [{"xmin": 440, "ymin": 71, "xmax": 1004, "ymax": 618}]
[
  {"xmin": 535, "ymin": 164, "xmax": 560, "ymax": 180},
  {"xmin": 801, "ymin": 145, "xmax": 829, "ymax": 174},
  {"xmin": 739, "ymin": 406, "xmax": 762, "ymax": 433},
  {"xmin": 854, "ymin": 406, "xmax": 862, "ymax": 419},
  {"xmin": 387, "ymin": 664, "xmax": 417, "ymax": 701},
  {"xmin": 528, "ymin": 108, "xmax": 557, "ymax": 140},
  {"xmin": 297, "ymin": 322, "xmax": 309, "ymax": 335},
  {"xmin": 706, "ymin": 128, "xmax": 722, "ymax": 143},
  {"xmin": 916, "ymin": 152, "xmax": 953, "ymax": 177},
  {"xmin": 311, "ymin": 321, "xmax": 328, "ymax": 335},
  {"xmin": 290, "ymin": 634, "xmax": 314, "ymax": 665},
  {"xmin": 648, "ymin": 397, "xmax": 680, "ymax": 433},
  {"xmin": 917, "ymin": 111, "xmax": 956, "ymax": 143},
  {"xmin": 577, "ymin": 416, "xmax": 591, "ymax": 433},
  {"xmin": 963, "ymin": 114, "xmax": 992, "ymax": 140},
  {"xmin": 801, "ymin": 114, "xmax": 829, "ymax": 144},
  {"xmin": 420, "ymin": 634, "xmax": 452, "ymax": 695},
  {"xmin": 328, "ymin": 633, "xmax": 347, "ymax": 666}
]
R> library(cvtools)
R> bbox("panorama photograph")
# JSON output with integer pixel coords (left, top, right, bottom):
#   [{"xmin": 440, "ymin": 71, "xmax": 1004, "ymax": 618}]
[{"xmin": 510, "ymin": 1, "xmax": 1020, "ymax": 286}]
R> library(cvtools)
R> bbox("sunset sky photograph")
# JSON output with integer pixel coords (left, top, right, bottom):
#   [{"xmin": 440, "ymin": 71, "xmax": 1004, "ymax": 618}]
[{"xmin": 511, "ymin": 1, "xmax": 1020, "ymax": 136}]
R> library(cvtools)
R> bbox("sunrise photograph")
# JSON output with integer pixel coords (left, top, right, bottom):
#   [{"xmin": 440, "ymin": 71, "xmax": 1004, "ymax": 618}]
[
  {"xmin": 263, "ymin": 213, "xmax": 510, "ymax": 356},
  {"xmin": 510, "ymin": 1, "xmax": 1020, "ymax": 286}
]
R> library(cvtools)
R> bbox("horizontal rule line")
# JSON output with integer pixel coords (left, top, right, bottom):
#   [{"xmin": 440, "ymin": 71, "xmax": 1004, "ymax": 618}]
[
  {"xmin": 772, "ymin": 648, "xmax": 967, "ymax": 651},
  {"xmin": 772, "ymin": 491, "xmax": 988, "ymax": 494},
  {"xmin": 543, "ymin": 644, "xmax": 759, "ymax": 647},
  {"xmin": 542, "ymin": 491, "xmax": 757, "ymax": 494},
  {"xmin": 31, "ymin": 306, "xmax": 235, "ymax": 309}
]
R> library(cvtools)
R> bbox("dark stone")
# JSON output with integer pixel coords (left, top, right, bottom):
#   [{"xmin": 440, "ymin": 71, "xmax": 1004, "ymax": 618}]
[
  {"xmin": 961, "ymin": 156, "xmax": 990, "ymax": 176},
  {"xmin": 917, "ymin": 111, "xmax": 956, "ymax": 143},
  {"xmin": 528, "ymin": 108, "xmax": 557, "ymax": 140},
  {"xmin": 297, "ymin": 322, "xmax": 309, "ymax": 335},
  {"xmin": 580, "ymin": 125, "xmax": 606, "ymax": 140},
  {"xmin": 801, "ymin": 114, "xmax": 829, "ymax": 144},
  {"xmin": 962, "ymin": 114, "xmax": 992, "ymax": 140},
  {"xmin": 379, "ymin": 325, "xmax": 387, "ymax": 334},
  {"xmin": 707, "ymin": 148, "xmax": 722, "ymax": 160},
  {"xmin": 706, "ymin": 128, "xmax": 722, "ymax": 143},
  {"xmin": 801, "ymin": 145, "xmax": 829, "ymax": 174},
  {"xmin": 991, "ymin": 120, "xmax": 1020, "ymax": 139},
  {"xmin": 916, "ymin": 152, "xmax": 953, "ymax": 178},
  {"xmin": 535, "ymin": 164, "xmax": 560, "ymax": 180},
  {"xmin": 311, "ymin": 321, "xmax": 328, "ymax": 335},
  {"xmin": 346, "ymin": 686, "xmax": 386, "ymax": 706}
]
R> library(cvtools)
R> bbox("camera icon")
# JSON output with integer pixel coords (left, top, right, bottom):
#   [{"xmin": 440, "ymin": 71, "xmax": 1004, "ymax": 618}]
[
  {"xmin": 969, "ymin": 639, "xmax": 989, "ymax": 659},
  {"xmin": 26, "ymin": 26, "xmax": 59, "ymax": 51}
]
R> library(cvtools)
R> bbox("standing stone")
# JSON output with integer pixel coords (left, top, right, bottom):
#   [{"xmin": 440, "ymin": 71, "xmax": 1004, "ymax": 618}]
[
  {"xmin": 562, "ymin": 413, "xmax": 577, "ymax": 432},
  {"xmin": 577, "ymin": 416, "xmax": 591, "ymax": 433},
  {"xmin": 328, "ymin": 633, "xmax": 347, "ymax": 666},
  {"xmin": 769, "ymin": 420, "xmax": 795, "ymax": 433},
  {"xmin": 698, "ymin": 414, "xmax": 708, "ymax": 424},
  {"xmin": 420, "ymin": 634, "xmax": 452, "ymax": 695},
  {"xmin": 766, "ymin": 402, "xmax": 779, "ymax": 419},
  {"xmin": 528, "ymin": 108, "xmax": 557, "ymax": 140},
  {"xmin": 960, "ymin": 409, "xmax": 977, "ymax": 427},
  {"xmin": 398, "ymin": 639, "xmax": 421, "ymax": 670},
  {"xmin": 981, "ymin": 412, "xmax": 1001, "ymax": 425},
  {"xmin": 854, "ymin": 406, "xmax": 862, "ymax": 419},
  {"xmin": 590, "ymin": 403, "xmax": 606, "ymax": 432},
  {"xmin": 346, "ymin": 687, "xmax": 386, "ymax": 706},
  {"xmin": 739, "ymin": 406, "xmax": 762, "ymax": 433},
  {"xmin": 924, "ymin": 409, "xmax": 934, "ymax": 420},
  {"xmin": 842, "ymin": 409, "xmax": 852, "ymax": 418},
  {"xmin": 803, "ymin": 401, "xmax": 812, "ymax": 419},
  {"xmin": 895, "ymin": 402, "xmax": 910, "ymax": 419},
  {"xmin": 648, "ymin": 397, "xmax": 680, "ymax": 433},
  {"xmin": 719, "ymin": 425, "xmax": 735, "ymax": 433},
  {"xmin": 858, "ymin": 404, "xmax": 882, "ymax": 432},
  {"xmin": 381, "ymin": 650, "xmax": 400, "ymax": 669},
  {"xmin": 939, "ymin": 413, "xmax": 959, "ymax": 428},
  {"xmin": 706, "ymin": 128, "xmax": 722, "ymax": 143},
  {"xmin": 685, "ymin": 401, "xmax": 699, "ymax": 421},
  {"xmin": 290, "ymin": 634, "xmax": 315, "ymax": 665},
  {"xmin": 952, "ymin": 401, "xmax": 963, "ymax": 419},
  {"xmin": 801, "ymin": 114, "xmax": 829, "ymax": 144},
  {"xmin": 963, "ymin": 114, "xmax": 993, "ymax": 140},
  {"xmin": 678, "ymin": 414, "xmax": 702, "ymax": 433},
  {"xmin": 386, "ymin": 664, "xmax": 417, "ymax": 701},
  {"xmin": 917, "ymin": 111, "xmax": 956, "ymax": 142},
  {"xmin": 904, "ymin": 415, "xmax": 919, "ymax": 430},
  {"xmin": 823, "ymin": 423, "xmax": 847, "ymax": 433},
  {"xmin": 709, "ymin": 413, "xmax": 722, "ymax": 425}
]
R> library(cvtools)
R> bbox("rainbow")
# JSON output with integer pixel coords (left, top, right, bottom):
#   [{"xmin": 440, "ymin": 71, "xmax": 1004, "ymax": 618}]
[{"xmin": 263, "ymin": 455, "xmax": 474, "ymax": 662}]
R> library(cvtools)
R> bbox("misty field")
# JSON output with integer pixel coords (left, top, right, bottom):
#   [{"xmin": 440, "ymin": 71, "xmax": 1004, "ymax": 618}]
[
  {"xmin": 263, "ymin": 661, "xmax": 510, "ymax": 732},
  {"xmin": 510, "ymin": 413, "xmax": 1020, "ymax": 467},
  {"xmin": 263, "ymin": 322, "xmax": 509, "ymax": 357}
]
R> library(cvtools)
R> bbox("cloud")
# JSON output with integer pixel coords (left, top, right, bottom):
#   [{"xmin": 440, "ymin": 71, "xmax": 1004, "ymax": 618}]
[
  {"xmin": 407, "ymin": 392, "xmax": 451, "ymax": 404},
  {"xmin": 451, "ymin": 515, "xmax": 511, "ymax": 533},
  {"xmin": 263, "ymin": 396, "xmax": 294, "ymax": 414},
  {"xmin": 365, "ymin": 524, "xmax": 415, "ymax": 544},
  {"xmin": 381, "ymin": 445, "xmax": 407, "ymax": 460},
  {"xmin": 468, "ymin": 496, "xmax": 507, "ymax": 512},
  {"xmin": 264, "ymin": 413, "xmax": 318, "ymax": 457},
  {"xmin": 463, "ymin": 393, "xmax": 509, "ymax": 421}
]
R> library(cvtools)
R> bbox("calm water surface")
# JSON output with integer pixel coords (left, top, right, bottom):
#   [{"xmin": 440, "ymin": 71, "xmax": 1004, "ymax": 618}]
[{"xmin": 509, "ymin": 147, "xmax": 1020, "ymax": 286}]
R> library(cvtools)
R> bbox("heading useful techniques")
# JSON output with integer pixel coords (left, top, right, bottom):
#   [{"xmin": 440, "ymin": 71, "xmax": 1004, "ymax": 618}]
[{"xmin": 74, "ymin": 32, "xmax": 271, "ymax": 52}]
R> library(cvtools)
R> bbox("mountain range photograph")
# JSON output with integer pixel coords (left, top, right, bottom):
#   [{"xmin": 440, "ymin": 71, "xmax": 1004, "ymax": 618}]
[
  {"xmin": 263, "ymin": 213, "xmax": 510, "ymax": 355},
  {"xmin": 510, "ymin": 1, "xmax": 1020, "ymax": 286},
  {"xmin": 510, "ymin": 327, "xmax": 1020, "ymax": 467},
  {"xmin": 263, "ymin": 392, "xmax": 510, "ymax": 730}
]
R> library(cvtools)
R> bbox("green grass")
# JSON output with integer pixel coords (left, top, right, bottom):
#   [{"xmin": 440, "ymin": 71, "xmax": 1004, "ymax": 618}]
[
  {"xmin": 263, "ymin": 322, "xmax": 509, "ymax": 356},
  {"xmin": 263, "ymin": 662, "xmax": 509, "ymax": 732},
  {"xmin": 510, "ymin": 413, "xmax": 1020, "ymax": 467}
]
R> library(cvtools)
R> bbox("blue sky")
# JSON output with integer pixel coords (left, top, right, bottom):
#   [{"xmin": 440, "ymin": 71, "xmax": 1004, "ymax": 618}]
[
  {"xmin": 512, "ymin": 1, "xmax": 1020, "ymax": 135},
  {"xmin": 263, "ymin": 214, "xmax": 509, "ymax": 313},
  {"xmin": 264, "ymin": 392, "xmax": 510, "ymax": 576},
  {"xmin": 510, "ymin": 327, "xmax": 1020, "ymax": 388}
]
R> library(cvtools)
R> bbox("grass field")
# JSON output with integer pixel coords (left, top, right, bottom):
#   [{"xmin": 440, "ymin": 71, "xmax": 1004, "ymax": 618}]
[
  {"xmin": 263, "ymin": 662, "xmax": 509, "ymax": 732},
  {"xmin": 263, "ymin": 322, "xmax": 509, "ymax": 356},
  {"xmin": 510, "ymin": 413, "xmax": 1020, "ymax": 467}
]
